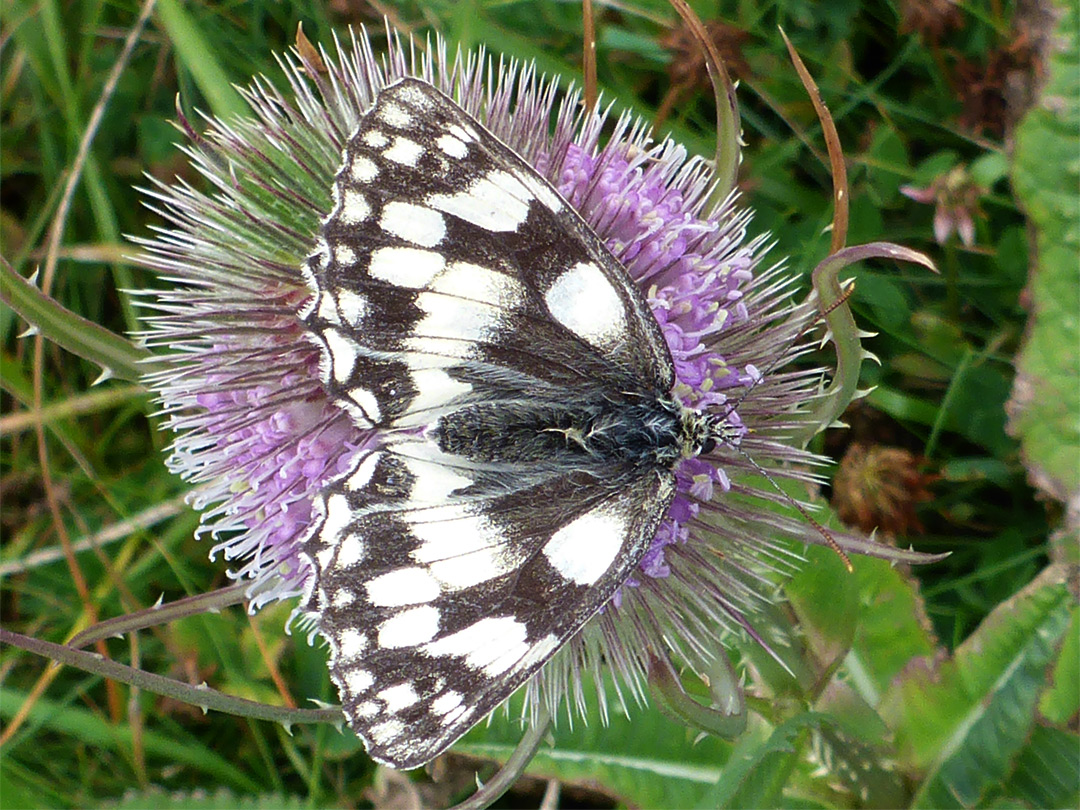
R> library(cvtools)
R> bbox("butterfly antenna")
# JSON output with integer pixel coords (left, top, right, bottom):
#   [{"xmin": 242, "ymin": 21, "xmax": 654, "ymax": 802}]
[
  {"xmin": 731, "ymin": 438, "xmax": 853, "ymax": 572},
  {"xmin": 711, "ymin": 277, "xmax": 858, "ymax": 571}
]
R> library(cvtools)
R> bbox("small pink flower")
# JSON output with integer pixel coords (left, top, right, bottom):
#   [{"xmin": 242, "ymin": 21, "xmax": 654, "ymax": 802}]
[{"xmin": 902, "ymin": 164, "xmax": 984, "ymax": 246}]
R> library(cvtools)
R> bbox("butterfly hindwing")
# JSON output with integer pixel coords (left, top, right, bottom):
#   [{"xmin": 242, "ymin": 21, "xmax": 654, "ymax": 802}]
[
  {"xmin": 301, "ymin": 438, "xmax": 676, "ymax": 768},
  {"xmin": 301, "ymin": 78, "xmax": 674, "ymax": 429}
]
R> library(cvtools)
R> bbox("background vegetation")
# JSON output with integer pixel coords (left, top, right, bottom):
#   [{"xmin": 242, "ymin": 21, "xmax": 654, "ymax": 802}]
[{"xmin": 2, "ymin": 0, "xmax": 1076, "ymax": 807}]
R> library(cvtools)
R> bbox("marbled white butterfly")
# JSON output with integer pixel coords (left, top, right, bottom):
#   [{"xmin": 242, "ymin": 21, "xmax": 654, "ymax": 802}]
[{"xmin": 298, "ymin": 77, "xmax": 741, "ymax": 769}]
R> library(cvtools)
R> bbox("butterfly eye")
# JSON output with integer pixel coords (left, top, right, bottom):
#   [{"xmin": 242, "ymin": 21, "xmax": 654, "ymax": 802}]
[{"xmin": 700, "ymin": 437, "xmax": 717, "ymax": 454}]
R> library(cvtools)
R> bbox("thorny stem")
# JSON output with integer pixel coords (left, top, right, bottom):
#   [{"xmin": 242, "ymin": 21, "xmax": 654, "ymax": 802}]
[
  {"xmin": 67, "ymin": 584, "xmax": 250, "ymax": 649},
  {"xmin": 648, "ymin": 651, "xmax": 748, "ymax": 738},
  {"xmin": 582, "ymin": 0, "xmax": 598, "ymax": 112},
  {"xmin": 795, "ymin": 243, "xmax": 936, "ymax": 447},
  {"xmin": 0, "ymin": 260, "xmax": 155, "ymax": 384},
  {"xmin": 448, "ymin": 708, "xmax": 553, "ymax": 810},
  {"xmin": 0, "ymin": 628, "xmax": 343, "ymax": 728},
  {"xmin": 779, "ymin": 28, "xmax": 849, "ymax": 253},
  {"xmin": 773, "ymin": 32, "xmax": 938, "ymax": 447},
  {"xmin": 665, "ymin": 0, "xmax": 741, "ymax": 203}
]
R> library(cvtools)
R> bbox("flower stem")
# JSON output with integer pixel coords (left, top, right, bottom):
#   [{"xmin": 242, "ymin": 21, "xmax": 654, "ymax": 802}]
[
  {"xmin": 449, "ymin": 707, "xmax": 553, "ymax": 810},
  {"xmin": 0, "ymin": 628, "xmax": 343, "ymax": 728},
  {"xmin": 1, "ymin": 259, "xmax": 159, "ymax": 383},
  {"xmin": 67, "ymin": 584, "xmax": 250, "ymax": 649},
  {"xmin": 795, "ymin": 243, "xmax": 937, "ymax": 446}
]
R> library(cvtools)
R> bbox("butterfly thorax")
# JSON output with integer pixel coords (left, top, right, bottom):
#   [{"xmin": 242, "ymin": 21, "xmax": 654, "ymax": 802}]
[{"xmin": 434, "ymin": 395, "xmax": 719, "ymax": 468}]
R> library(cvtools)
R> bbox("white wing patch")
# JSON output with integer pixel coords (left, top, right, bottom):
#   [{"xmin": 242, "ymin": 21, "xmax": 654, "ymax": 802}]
[
  {"xmin": 380, "ymin": 202, "xmax": 446, "ymax": 247},
  {"xmin": 344, "ymin": 668, "xmax": 375, "ymax": 694},
  {"xmin": 366, "ymin": 567, "xmax": 442, "ymax": 607},
  {"xmin": 378, "ymin": 369, "xmax": 469, "ymax": 424},
  {"xmin": 378, "ymin": 606, "xmax": 441, "ymax": 648},
  {"xmin": 339, "ymin": 189, "xmax": 372, "ymax": 224},
  {"xmin": 323, "ymin": 329, "xmax": 361, "ymax": 384},
  {"xmin": 513, "ymin": 168, "xmax": 564, "ymax": 213},
  {"xmin": 336, "ymin": 628, "xmax": 368, "ymax": 660},
  {"xmin": 427, "ymin": 170, "xmax": 532, "ymax": 232},
  {"xmin": 334, "ymin": 244, "xmax": 357, "ymax": 266},
  {"xmin": 543, "ymin": 501, "xmax": 627, "ymax": 585},
  {"xmin": 384, "ymin": 136, "xmax": 425, "ymax": 167},
  {"xmin": 335, "ymin": 533, "xmax": 367, "ymax": 569},
  {"xmin": 320, "ymin": 493, "xmax": 353, "ymax": 548},
  {"xmin": 424, "ymin": 616, "xmax": 528, "ymax": 675},
  {"xmin": 545, "ymin": 261, "xmax": 628, "ymax": 350},
  {"xmin": 345, "ymin": 451, "xmax": 381, "ymax": 492},
  {"xmin": 369, "ymin": 246, "xmax": 446, "ymax": 288},
  {"xmin": 363, "ymin": 129, "xmax": 388, "ymax": 148},
  {"xmin": 415, "ymin": 291, "xmax": 505, "ymax": 342},
  {"xmin": 431, "ymin": 690, "xmax": 464, "ymax": 715},
  {"xmin": 379, "ymin": 682, "xmax": 421, "ymax": 711},
  {"xmin": 350, "ymin": 155, "xmax": 379, "ymax": 182},
  {"xmin": 333, "ymin": 287, "xmax": 368, "ymax": 327},
  {"xmin": 428, "ymin": 548, "xmax": 518, "ymax": 589},
  {"xmin": 436, "ymin": 133, "xmax": 468, "ymax": 158},
  {"xmin": 378, "ymin": 102, "xmax": 413, "ymax": 128},
  {"xmin": 409, "ymin": 511, "xmax": 506, "ymax": 562},
  {"xmin": 313, "ymin": 291, "xmax": 339, "ymax": 325},
  {"xmin": 428, "ymin": 262, "xmax": 528, "ymax": 309}
]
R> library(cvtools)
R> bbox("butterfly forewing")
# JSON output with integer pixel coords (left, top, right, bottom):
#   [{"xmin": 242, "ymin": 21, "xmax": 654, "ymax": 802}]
[
  {"xmin": 301, "ymin": 78, "xmax": 674, "ymax": 428},
  {"xmin": 299, "ymin": 77, "xmax": 682, "ymax": 769}
]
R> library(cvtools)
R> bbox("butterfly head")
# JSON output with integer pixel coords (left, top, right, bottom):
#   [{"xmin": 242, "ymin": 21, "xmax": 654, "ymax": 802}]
[{"xmin": 678, "ymin": 405, "xmax": 744, "ymax": 459}]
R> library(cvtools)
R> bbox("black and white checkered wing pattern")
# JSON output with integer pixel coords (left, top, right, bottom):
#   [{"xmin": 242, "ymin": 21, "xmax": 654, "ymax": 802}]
[
  {"xmin": 302, "ymin": 438, "xmax": 675, "ymax": 769},
  {"xmin": 300, "ymin": 78, "xmax": 674, "ymax": 428},
  {"xmin": 298, "ymin": 78, "xmax": 680, "ymax": 769}
]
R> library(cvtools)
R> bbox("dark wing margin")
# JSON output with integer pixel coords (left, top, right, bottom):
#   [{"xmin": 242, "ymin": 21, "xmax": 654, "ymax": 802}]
[
  {"xmin": 299, "ymin": 438, "xmax": 676, "ymax": 769},
  {"xmin": 299, "ymin": 78, "xmax": 676, "ymax": 431}
]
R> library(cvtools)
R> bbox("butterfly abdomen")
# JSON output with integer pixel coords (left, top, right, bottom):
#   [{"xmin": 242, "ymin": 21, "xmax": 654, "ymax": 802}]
[{"xmin": 434, "ymin": 395, "xmax": 689, "ymax": 468}]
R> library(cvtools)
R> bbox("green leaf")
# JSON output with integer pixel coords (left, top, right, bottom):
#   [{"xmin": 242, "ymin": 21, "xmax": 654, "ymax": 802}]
[
  {"xmin": 154, "ymin": 0, "xmax": 247, "ymax": 121},
  {"xmin": 454, "ymin": 683, "xmax": 735, "ymax": 809},
  {"xmin": 0, "ymin": 686, "xmax": 260, "ymax": 792},
  {"xmin": 1007, "ymin": 0, "xmax": 1080, "ymax": 541},
  {"xmin": 969, "ymin": 151, "xmax": 1008, "ymax": 190},
  {"xmin": 909, "ymin": 150, "xmax": 960, "ymax": 185},
  {"xmin": 1040, "ymin": 603, "xmax": 1079, "ymax": 724},
  {"xmin": 880, "ymin": 565, "xmax": 1075, "ymax": 808},
  {"xmin": 812, "ymin": 720, "xmax": 907, "ymax": 810},
  {"xmin": 864, "ymin": 126, "xmax": 909, "ymax": 205},
  {"xmin": 845, "ymin": 555, "xmax": 939, "ymax": 699},
  {"xmin": 699, "ymin": 714, "xmax": 820, "ymax": 809},
  {"xmin": 785, "ymin": 544, "xmax": 859, "ymax": 669},
  {"xmin": 787, "ymin": 551, "xmax": 936, "ymax": 808},
  {"xmin": 942, "ymin": 359, "xmax": 1015, "ymax": 458},
  {"xmin": 998, "ymin": 724, "xmax": 1080, "ymax": 809},
  {"xmin": 785, "ymin": 534, "xmax": 939, "ymax": 704},
  {"xmin": 856, "ymin": 269, "xmax": 912, "ymax": 333}
]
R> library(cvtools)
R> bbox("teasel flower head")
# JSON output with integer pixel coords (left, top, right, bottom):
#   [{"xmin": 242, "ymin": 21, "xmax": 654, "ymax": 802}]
[{"xmin": 133, "ymin": 26, "xmax": 931, "ymax": 767}]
